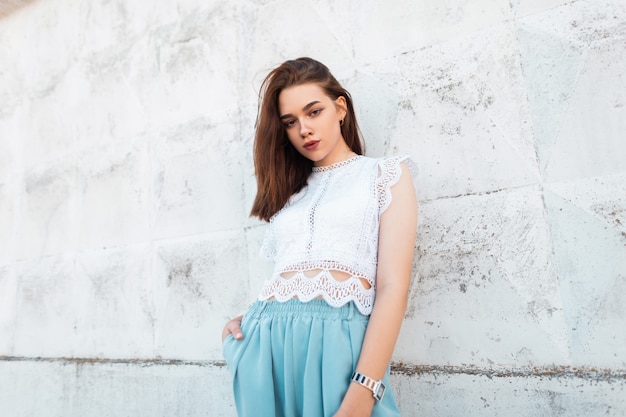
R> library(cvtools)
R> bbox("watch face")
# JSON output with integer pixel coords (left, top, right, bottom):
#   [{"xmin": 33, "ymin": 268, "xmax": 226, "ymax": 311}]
[{"xmin": 375, "ymin": 384, "xmax": 386, "ymax": 401}]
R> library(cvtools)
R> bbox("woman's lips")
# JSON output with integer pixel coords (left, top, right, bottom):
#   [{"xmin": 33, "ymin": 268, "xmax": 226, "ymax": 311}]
[{"xmin": 304, "ymin": 140, "xmax": 320, "ymax": 150}]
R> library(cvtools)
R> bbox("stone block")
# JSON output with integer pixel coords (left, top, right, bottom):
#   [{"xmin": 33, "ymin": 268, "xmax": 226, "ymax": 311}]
[
  {"xmin": 0, "ymin": 359, "xmax": 236, "ymax": 417},
  {"xmin": 246, "ymin": 1, "xmax": 351, "ymax": 79},
  {"xmin": 510, "ymin": 0, "xmax": 577, "ymax": 18},
  {"xmin": 152, "ymin": 231, "xmax": 249, "ymax": 360},
  {"xmin": 543, "ymin": 39, "xmax": 626, "ymax": 183},
  {"xmin": 369, "ymin": 24, "xmax": 539, "ymax": 200},
  {"xmin": 13, "ymin": 255, "xmax": 78, "ymax": 357},
  {"xmin": 132, "ymin": 4, "xmax": 241, "ymax": 130},
  {"xmin": 18, "ymin": 160, "xmax": 77, "ymax": 259},
  {"xmin": 0, "ymin": 265, "xmax": 17, "ymax": 355},
  {"xmin": 517, "ymin": 0, "xmax": 626, "ymax": 183},
  {"xmin": 350, "ymin": 0, "xmax": 511, "ymax": 62},
  {"xmin": 0, "ymin": 0, "xmax": 82, "ymax": 101},
  {"xmin": 515, "ymin": 22, "xmax": 587, "ymax": 174},
  {"xmin": 76, "ymin": 140, "xmax": 151, "ymax": 250},
  {"xmin": 398, "ymin": 186, "xmax": 568, "ymax": 366},
  {"xmin": 0, "ymin": 360, "xmax": 73, "ymax": 417},
  {"xmin": 0, "ymin": 182, "xmax": 16, "ymax": 264},
  {"xmin": 73, "ymin": 245, "xmax": 155, "ymax": 358},
  {"xmin": 152, "ymin": 120, "xmax": 246, "ymax": 238},
  {"xmin": 0, "ymin": 113, "xmax": 19, "ymax": 178},
  {"xmin": 66, "ymin": 361, "xmax": 235, "ymax": 417},
  {"xmin": 393, "ymin": 370, "xmax": 626, "ymax": 417},
  {"xmin": 545, "ymin": 174, "xmax": 626, "ymax": 368}
]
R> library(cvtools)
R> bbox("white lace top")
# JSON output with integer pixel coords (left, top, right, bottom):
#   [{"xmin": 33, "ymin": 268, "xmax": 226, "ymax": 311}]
[{"xmin": 258, "ymin": 155, "xmax": 417, "ymax": 315}]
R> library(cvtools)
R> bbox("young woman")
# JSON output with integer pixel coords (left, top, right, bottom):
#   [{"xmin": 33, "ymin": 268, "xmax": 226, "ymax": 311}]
[{"xmin": 222, "ymin": 57, "xmax": 418, "ymax": 417}]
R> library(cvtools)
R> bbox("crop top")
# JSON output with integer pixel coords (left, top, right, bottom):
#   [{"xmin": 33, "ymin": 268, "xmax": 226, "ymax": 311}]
[{"xmin": 258, "ymin": 154, "xmax": 417, "ymax": 315}]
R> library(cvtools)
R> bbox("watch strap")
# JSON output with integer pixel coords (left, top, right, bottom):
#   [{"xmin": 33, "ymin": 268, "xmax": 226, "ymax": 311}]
[{"xmin": 350, "ymin": 371, "xmax": 386, "ymax": 401}]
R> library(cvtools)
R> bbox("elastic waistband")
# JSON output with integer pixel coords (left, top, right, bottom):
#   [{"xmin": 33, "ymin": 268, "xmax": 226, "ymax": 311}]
[{"xmin": 246, "ymin": 299, "xmax": 368, "ymax": 321}]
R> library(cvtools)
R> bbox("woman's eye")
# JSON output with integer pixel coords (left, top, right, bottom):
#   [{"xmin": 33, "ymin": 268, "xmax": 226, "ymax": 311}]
[
  {"xmin": 310, "ymin": 109, "xmax": 322, "ymax": 116},
  {"xmin": 284, "ymin": 120, "xmax": 296, "ymax": 128}
]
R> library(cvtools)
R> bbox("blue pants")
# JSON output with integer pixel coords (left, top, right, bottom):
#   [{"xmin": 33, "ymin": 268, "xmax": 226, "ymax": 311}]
[{"xmin": 222, "ymin": 299, "xmax": 401, "ymax": 417}]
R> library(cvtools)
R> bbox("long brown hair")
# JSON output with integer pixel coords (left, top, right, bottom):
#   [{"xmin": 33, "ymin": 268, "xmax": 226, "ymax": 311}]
[{"xmin": 250, "ymin": 57, "xmax": 364, "ymax": 221}]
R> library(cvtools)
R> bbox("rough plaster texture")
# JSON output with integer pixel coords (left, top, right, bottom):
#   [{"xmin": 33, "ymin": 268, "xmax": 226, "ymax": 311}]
[{"xmin": 0, "ymin": 0, "xmax": 625, "ymax": 416}]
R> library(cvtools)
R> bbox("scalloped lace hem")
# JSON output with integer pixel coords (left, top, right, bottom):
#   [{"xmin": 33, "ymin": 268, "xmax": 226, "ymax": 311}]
[{"xmin": 258, "ymin": 270, "xmax": 375, "ymax": 315}]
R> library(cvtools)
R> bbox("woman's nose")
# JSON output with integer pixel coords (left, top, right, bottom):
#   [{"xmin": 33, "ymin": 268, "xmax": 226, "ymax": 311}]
[{"xmin": 299, "ymin": 119, "xmax": 312, "ymax": 137}]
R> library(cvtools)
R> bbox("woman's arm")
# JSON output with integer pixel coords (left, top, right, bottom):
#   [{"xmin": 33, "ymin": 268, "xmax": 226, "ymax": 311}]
[{"xmin": 334, "ymin": 162, "xmax": 418, "ymax": 416}]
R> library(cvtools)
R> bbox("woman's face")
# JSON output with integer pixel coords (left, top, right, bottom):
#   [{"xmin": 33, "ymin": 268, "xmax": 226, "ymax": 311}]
[{"xmin": 278, "ymin": 83, "xmax": 349, "ymax": 167}]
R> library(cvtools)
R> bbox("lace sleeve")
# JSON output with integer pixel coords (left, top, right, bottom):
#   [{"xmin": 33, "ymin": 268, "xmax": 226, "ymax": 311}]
[
  {"xmin": 376, "ymin": 155, "xmax": 418, "ymax": 214},
  {"xmin": 259, "ymin": 222, "xmax": 276, "ymax": 260}
]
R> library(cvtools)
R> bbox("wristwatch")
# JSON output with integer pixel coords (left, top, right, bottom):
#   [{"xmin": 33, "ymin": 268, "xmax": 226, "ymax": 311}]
[{"xmin": 351, "ymin": 371, "xmax": 386, "ymax": 401}]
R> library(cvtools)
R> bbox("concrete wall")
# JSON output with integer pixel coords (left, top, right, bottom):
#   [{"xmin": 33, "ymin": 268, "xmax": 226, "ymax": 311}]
[{"xmin": 0, "ymin": 0, "xmax": 625, "ymax": 416}]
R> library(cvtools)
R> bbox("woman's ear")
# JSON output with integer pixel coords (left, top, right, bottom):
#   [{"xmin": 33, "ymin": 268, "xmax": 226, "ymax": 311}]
[{"xmin": 334, "ymin": 96, "xmax": 347, "ymax": 118}]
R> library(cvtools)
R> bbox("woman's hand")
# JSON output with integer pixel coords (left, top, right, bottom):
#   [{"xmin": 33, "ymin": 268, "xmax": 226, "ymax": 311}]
[
  {"xmin": 332, "ymin": 383, "xmax": 375, "ymax": 417},
  {"xmin": 221, "ymin": 315, "xmax": 244, "ymax": 342}
]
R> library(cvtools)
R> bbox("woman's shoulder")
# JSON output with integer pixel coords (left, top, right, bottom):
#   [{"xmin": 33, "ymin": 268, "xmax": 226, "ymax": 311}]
[
  {"xmin": 369, "ymin": 155, "xmax": 418, "ymax": 214},
  {"xmin": 360, "ymin": 154, "xmax": 418, "ymax": 178}
]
